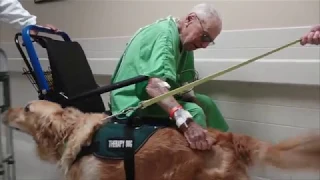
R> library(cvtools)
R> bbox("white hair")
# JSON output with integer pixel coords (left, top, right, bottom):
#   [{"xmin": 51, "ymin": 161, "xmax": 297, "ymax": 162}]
[{"xmin": 190, "ymin": 3, "xmax": 222, "ymax": 28}]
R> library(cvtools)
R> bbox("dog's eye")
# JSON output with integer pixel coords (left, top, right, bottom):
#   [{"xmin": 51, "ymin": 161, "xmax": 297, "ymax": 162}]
[{"xmin": 24, "ymin": 104, "xmax": 31, "ymax": 112}]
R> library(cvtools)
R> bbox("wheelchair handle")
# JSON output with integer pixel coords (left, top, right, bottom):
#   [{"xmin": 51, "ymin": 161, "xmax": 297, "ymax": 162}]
[
  {"xmin": 22, "ymin": 25, "xmax": 71, "ymax": 41},
  {"xmin": 21, "ymin": 25, "xmax": 72, "ymax": 93}
]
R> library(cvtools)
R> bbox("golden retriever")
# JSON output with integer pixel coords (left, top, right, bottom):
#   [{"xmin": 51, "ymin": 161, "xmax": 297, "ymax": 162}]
[{"xmin": 2, "ymin": 100, "xmax": 320, "ymax": 180}]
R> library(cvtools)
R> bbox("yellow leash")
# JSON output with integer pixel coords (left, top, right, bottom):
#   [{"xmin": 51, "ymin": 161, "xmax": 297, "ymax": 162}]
[
  {"xmin": 137, "ymin": 39, "xmax": 301, "ymax": 109},
  {"xmin": 108, "ymin": 39, "xmax": 301, "ymax": 118}
]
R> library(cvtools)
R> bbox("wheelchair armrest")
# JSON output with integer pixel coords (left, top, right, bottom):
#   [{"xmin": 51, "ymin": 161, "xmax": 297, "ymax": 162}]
[{"xmin": 67, "ymin": 75, "xmax": 149, "ymax": 102}]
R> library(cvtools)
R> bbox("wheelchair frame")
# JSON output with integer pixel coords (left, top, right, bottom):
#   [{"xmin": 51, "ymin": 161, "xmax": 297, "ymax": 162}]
[{"xmin": 14, "ymin": 25, "xmax": 148, "ymax": 111}]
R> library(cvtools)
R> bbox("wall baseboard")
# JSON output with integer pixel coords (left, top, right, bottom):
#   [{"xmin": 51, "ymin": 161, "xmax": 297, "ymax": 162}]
[{"xmin": 1, "ymin": 26, "xmax": 319, "ymax": 86}]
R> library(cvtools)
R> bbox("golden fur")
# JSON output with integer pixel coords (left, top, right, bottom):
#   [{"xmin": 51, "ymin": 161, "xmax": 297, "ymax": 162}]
[{"xmin": 2, "ymin": 100, "xmax": 320, "ymax": 180}]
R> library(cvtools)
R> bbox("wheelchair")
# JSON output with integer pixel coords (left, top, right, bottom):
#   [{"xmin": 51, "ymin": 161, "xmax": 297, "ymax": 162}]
[{"xmin": 14, "ymin": 25, "xmax": 148, "ymax": 114}]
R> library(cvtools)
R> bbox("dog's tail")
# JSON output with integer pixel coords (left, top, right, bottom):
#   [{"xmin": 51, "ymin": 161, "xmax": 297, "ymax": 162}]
[{"xmin": 231, "ymin": 131, "xmax": 320, "ymax": 171}]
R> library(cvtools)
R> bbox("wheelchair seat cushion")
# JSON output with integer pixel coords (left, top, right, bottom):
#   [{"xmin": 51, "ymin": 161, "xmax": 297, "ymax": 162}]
[{"xmin": 43, "ymin": 38, "xmax": 105, "ymax": 113}]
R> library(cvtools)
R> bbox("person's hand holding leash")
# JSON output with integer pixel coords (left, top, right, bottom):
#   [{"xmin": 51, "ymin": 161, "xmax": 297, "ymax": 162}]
[{"xmin": 300, "ymin": 24, "xmax": 320, "ymax": 45}]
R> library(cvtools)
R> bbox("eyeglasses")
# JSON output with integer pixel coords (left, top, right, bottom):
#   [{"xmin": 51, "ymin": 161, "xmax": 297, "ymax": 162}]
[{"xmin": 195, "ymin": 15, "xmax": 215, "ymax": 45}]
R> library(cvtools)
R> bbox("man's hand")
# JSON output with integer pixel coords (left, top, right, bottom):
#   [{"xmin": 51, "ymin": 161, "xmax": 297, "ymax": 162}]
[
  {"xmin": 173, "ymin": 108, "xmax": 215, "ymax": 150},
  {"xmin": 183, "ymin": 121, "xmax": 215, "ymax": 150},
  {"xmin": 145, "ymin": 77, "xmax": 215, "ymax": 150},
  {"xmin": 30, "ymin": 24, "xmax": 59, "ymax": 35},
  {"xmin": 300, "ymin": 24, "xmax": 320, "ymax": 45}
]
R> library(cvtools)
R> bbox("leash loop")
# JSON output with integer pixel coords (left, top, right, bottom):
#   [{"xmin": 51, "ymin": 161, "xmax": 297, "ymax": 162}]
[{"xmin": 102, "ymin": 106, "xmax": 140, "ymax": 123}]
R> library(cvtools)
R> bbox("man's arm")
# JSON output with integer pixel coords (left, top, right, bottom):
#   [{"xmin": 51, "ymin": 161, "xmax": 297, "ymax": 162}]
[
  {"xmin": 145, "ymin": 77, "xmax": 215, "ymax": 150},
  {"xmin": 146, "ymin": 77, "xmax": 181, "ymax": 113},
  {"xmin": 0, "ymin": 0, "xmax": 37, "ymax": 30}
]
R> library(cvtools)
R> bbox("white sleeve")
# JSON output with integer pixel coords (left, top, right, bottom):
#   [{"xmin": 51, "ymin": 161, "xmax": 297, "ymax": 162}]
[{"xmin": 0, "ymin": 0, "xmax": 37, "ymax": 30}]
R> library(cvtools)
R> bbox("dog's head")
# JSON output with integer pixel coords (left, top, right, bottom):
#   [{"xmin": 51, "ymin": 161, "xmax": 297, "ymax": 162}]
[
  {"xmin": 2, "ymin": 100, "xmax": 107, "ymax": 173},
  {"xmin": 3, "ymin": 100, "xmax": 63, "ymax": 134}
]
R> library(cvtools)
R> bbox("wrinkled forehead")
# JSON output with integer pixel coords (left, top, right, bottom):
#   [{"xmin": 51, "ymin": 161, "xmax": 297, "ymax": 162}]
[
  {"xmin": 26, "ymin": 100, "xmax": 63, "ymax": 115},
  {"xmin": 199, "ymin": 18, "xmax": 221, "ymax": 41},
  {"xmin": 206, "ymin": 19, "xmax": 222, "ymax": 34},
  {"xmin": 205, "ymin": 13, "xmax": 222, "ymax": 26}
]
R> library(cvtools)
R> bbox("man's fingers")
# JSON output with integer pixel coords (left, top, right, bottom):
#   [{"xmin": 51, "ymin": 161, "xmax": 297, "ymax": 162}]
[
  {"xmin": 300, "ymin": 31, "xmax": 320, "ymax": 45},
  {"xmin": 307, "ymin": 32, "xmax": 315, "ymax": 44},
  {"xmin": 196, "ymin": 130, "xmax": 211, "ymax": 150},
  {"xmin": 301, "ymin": 39, "xmax": 306, "ymax": 45},
  {"xmin": 184, "ymin": 132, "xmax": 192, "ymax": 143},
  {"xmin": 188, "ymin": 132, "xmax": 197, "ymax": 142},
  {"xmin": 313, "ymin": 31, "xmax": 320, "ymax": 45},
  {"xmin": 190, "ymin": 129, "xmax": 203, "ymax": 142},
  {"xmin": 300, "ymin": 34, "xmax": 308, "ymax": 45},
  {"xmin": 44, "ymin": 24, "xmax": 58, "ymax": 31},
  {"xmin": 206, "ymin": 136, "xmax": 215, "ymax": 149},
  {"xmin": 184, "ymin": 123, "xmax": 216, "ymax": 150},
  {"xmin": 301, "ymin": 25, "xmax": 320, "ymax": 45},
  {"xmin": 310, "ymin": 25, "xmax": 320, "ymax": 32},
  {"xmin": 190, "ymin": 142, "xmax": 196, "ymax": 149},
  {"xmin": 184, "ymin": 132, "xmax": 196, "ymax": 149},
  {"xmin": 29, "ymin": 30, "xmax": 38, "ymax": 36},
  {"xmin": 195, "ymin": 141, "xmax": 203, "ymax": 150}
]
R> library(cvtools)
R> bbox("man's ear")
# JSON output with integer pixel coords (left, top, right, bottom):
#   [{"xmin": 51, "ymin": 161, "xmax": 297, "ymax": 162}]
[{"xmin": 186, "ymin": 13, "xmax": 197, "ymax": 24}]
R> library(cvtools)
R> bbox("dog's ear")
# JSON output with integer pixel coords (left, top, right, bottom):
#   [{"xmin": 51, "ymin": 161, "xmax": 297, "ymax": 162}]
[
  {"xmin": 59, "ymin": 113, "xmax": 103, "ymax": 175},
  {"xmin": 34, "ymin": 110, "xmax": 66, "ymax": 163}
]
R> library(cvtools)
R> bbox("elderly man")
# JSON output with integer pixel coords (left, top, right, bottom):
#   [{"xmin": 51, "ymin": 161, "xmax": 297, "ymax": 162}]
[
  {"xmin": 301, "ymin": 24, "xmax": 320, "ymax": 45},
  {"xmin": 110, "ymin": 3, "xmax": 228, "ymax": 150}
]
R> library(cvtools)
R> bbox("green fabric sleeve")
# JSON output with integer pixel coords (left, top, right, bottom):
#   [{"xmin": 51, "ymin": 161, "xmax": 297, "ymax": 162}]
[
  {"xmin": 135, "ymin": 32, "xmax": 178, "ymax": 100},
  {"xmin": 139, "ymin": 32, "xmax": 177, "ymax": 81}
]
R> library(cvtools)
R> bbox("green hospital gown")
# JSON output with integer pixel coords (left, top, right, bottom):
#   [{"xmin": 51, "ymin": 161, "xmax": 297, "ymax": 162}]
[{"xmin": 109, "ymin": 16, "xmax": 229, "ymax": 132}]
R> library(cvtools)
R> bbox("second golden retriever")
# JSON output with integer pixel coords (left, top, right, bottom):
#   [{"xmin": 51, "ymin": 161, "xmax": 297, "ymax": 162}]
[{"xmin": 2, "ymin": 100, "xmax": 320, "ymax": 180}]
